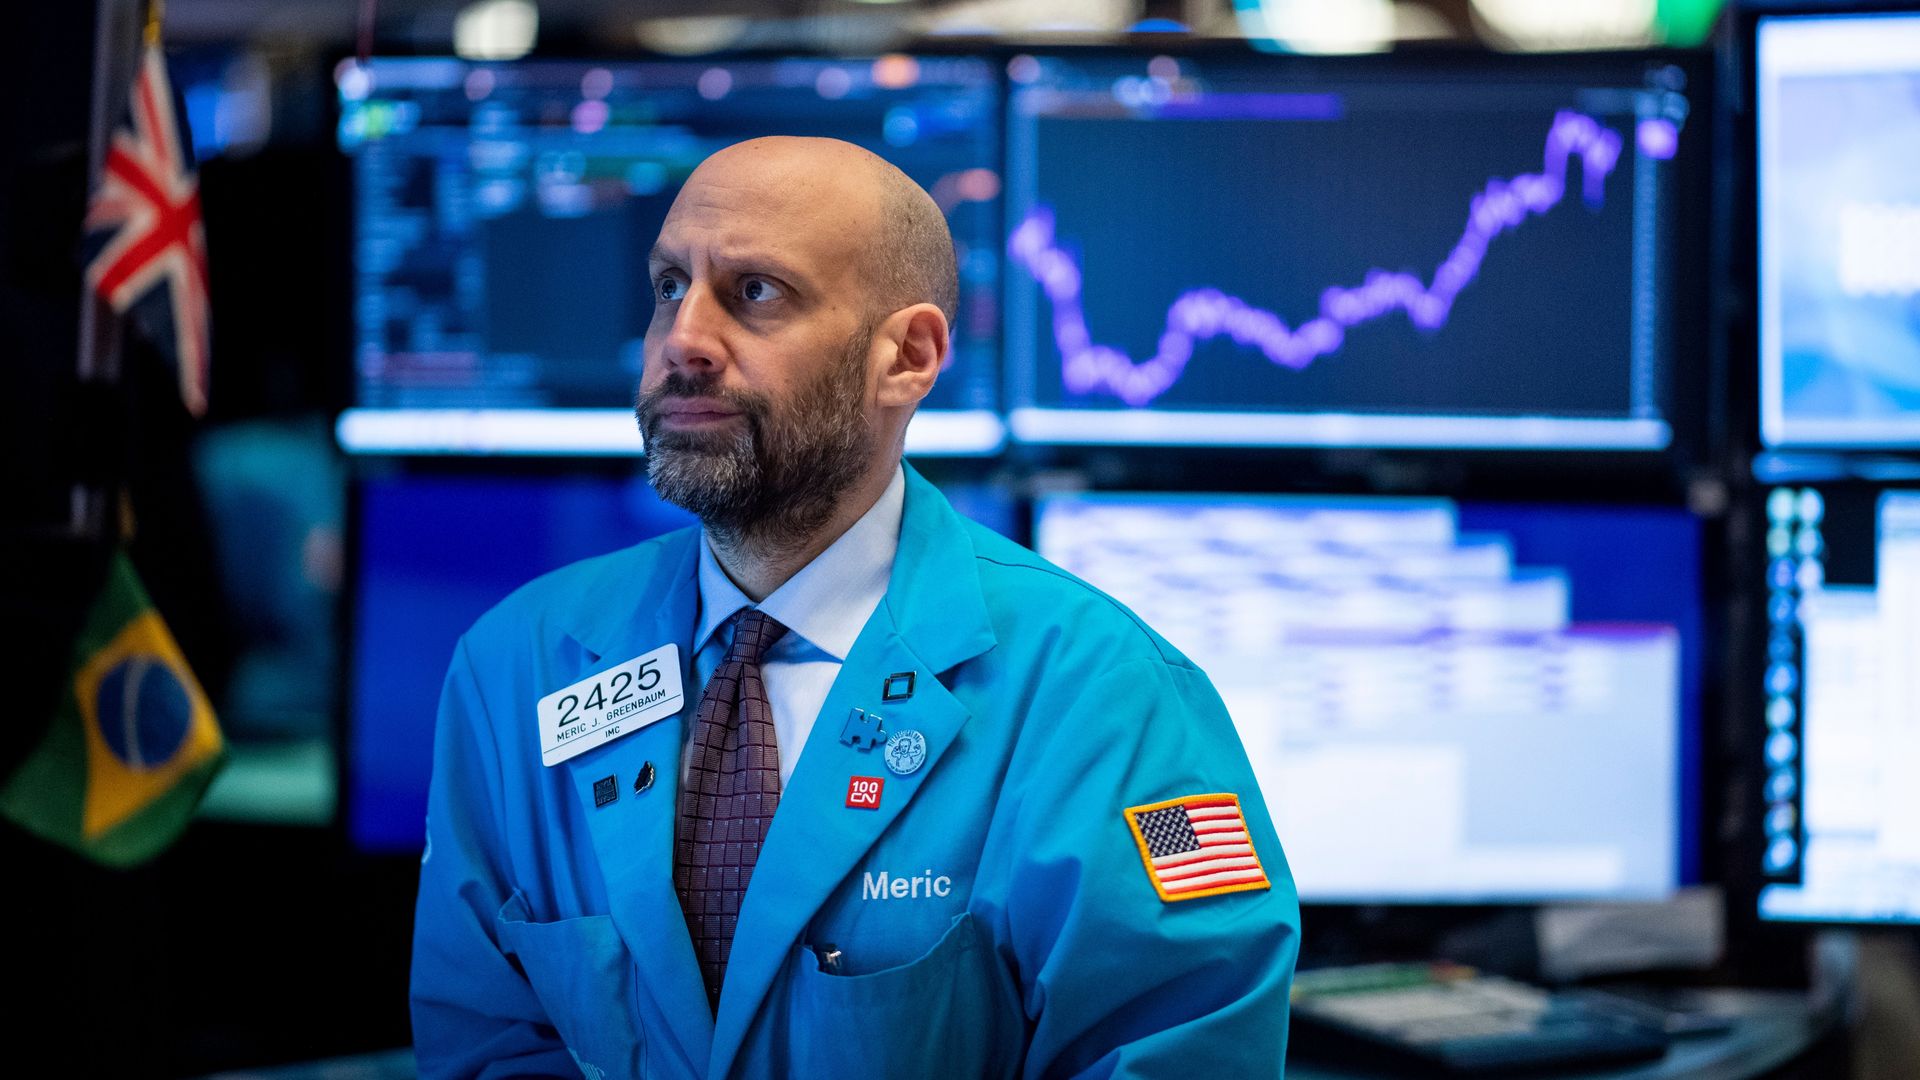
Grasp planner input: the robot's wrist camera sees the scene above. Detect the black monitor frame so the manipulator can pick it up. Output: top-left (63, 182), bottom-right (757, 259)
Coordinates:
top-left (330, 48), bottom-right (1010, 458)
top-left (1724, 2), bottom-right (1920, 958)
top-left (1738, 3), bottom-right (1920, 453)
top-left (993, 42), bottom-right (1719, 467)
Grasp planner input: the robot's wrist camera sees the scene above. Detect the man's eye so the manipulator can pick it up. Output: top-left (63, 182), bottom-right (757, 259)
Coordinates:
top-left (655, 276), bottom-right (685, 302)
top-left (739, 277), bottom-right (784, 303)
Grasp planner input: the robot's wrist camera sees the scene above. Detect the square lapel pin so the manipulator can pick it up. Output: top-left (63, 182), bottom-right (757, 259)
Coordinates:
top-left (882, 671), bottom-right (915, 701)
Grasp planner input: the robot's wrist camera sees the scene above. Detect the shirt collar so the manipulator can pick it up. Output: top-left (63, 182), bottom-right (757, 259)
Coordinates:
top-left (694, 465), bottom-right (906, 662)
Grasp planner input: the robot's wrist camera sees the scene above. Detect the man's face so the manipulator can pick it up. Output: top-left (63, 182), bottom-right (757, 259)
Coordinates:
top-left (636, 148), bottom-right (880, 538)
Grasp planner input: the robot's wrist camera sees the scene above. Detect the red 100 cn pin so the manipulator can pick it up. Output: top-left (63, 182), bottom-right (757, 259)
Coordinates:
top-left (845, 775), bottom-right (884, 810)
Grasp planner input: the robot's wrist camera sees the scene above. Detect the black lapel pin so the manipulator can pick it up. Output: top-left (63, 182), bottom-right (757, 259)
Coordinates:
top-left (593, 775), bottom-right (619, 808)
top-left (634, 761), bottom-right (656, 794)
top-left (882, 671), bottom-right (916, 702)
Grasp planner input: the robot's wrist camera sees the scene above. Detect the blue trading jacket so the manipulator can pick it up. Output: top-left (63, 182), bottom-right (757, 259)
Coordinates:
top-left (411, 465), bottom-right (1300, 1079)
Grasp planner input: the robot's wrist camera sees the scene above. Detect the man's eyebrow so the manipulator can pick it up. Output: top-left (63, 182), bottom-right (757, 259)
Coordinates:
top-left (647, 244), bottom-right (810, 285)
top-left (726, 256), bottom-right (809, 288)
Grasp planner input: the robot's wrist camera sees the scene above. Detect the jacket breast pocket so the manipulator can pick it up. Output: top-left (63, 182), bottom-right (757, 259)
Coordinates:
top-left (783, 912), bottom-right (1024, 1079)
top-left (496, 891), bottom-right (645, 1079)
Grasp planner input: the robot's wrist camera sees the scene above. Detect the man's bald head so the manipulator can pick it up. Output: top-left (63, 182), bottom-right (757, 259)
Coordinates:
top-left (678, 136), bottom-right (958, 326)
top-left (866, 154), bottom-right (959, 326)
top-left (639, 137), bottom-right (957, 552)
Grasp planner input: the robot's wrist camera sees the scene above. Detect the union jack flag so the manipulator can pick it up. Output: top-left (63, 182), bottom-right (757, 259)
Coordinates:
top-left (85, 43), bottom-right (210, 417)
top-left (1125, 792), bottom-right (1271, 902)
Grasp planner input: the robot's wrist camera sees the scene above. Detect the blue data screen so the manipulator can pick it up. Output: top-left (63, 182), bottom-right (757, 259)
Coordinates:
top-left (347, 473), bottom-right (695, 850)
top-left (337, 56), bottom-right (1004, 454)
top-left (1760, 485), bottom-right (1920, 923)
top-left (1758, 15), bottom-right (1920, 447)
top-left (1036, 493), bottom-right (1702, 902)
top-left (1004, 55), bottom-right (1694, 449)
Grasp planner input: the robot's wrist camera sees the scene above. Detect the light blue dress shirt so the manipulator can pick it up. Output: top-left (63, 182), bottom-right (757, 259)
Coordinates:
top-left (688, 465), bottom-right (906, 786)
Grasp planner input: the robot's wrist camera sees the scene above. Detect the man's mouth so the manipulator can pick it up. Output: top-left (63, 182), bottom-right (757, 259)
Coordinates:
top-left (654, 400), bottom-right (744, 428)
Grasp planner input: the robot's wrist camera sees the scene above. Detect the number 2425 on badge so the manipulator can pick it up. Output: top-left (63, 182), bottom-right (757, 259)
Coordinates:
top-left (538, 644), bottom-right (684, 767)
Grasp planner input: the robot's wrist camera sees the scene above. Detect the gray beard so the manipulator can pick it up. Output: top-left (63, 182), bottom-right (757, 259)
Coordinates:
top-left (637, 329), bottom-right (874, 554)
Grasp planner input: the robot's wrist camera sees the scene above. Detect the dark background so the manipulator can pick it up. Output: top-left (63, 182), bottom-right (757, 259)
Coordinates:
top-left (3, 0), bottom-right (1915, 1075)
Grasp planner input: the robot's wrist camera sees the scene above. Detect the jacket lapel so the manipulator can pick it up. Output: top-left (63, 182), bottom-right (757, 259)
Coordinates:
top-left (708, 467), bottom-right (997, 1080)
top-left (556, 531), bottom-right (716, 1075)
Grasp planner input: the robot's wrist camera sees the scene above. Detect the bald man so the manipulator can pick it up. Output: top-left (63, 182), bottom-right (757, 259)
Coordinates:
top-left (410, 138), bottom-right (1301, 1080)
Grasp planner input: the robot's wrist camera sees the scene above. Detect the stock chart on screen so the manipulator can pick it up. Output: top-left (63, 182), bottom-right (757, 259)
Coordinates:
top-left (1758, 15), bottom-right (1920, 448)
top-left (1004, 54), bottom-right (1694, 449)
top-left (336, 56), bottom-right (1003, 455)
top-left (1037, 493), bottom-right (1701, 902)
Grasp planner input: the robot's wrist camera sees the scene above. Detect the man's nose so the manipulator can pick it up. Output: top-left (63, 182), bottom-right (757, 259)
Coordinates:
top-left (658, 284), bottom-right (728, 374)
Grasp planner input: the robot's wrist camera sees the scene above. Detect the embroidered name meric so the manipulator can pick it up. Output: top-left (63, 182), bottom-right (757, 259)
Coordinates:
top-left (862, 869), bottom-right (953, 900)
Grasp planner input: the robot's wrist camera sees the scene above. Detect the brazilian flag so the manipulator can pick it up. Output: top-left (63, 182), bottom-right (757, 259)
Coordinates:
top-left (0, 551), bottom-right (224, 865)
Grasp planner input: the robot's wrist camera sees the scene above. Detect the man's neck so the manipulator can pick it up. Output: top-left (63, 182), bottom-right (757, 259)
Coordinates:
top-left (706, 458), bottom-right (898, 602)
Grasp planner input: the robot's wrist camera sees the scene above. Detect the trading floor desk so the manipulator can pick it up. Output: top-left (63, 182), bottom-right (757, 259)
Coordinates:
top-left (1288, 989), bottom-right (1843, 1080)
top-left (202, 993), bottom-right (1840, 1080)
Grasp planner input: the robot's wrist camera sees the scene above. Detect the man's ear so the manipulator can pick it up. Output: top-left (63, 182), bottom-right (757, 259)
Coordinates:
top-left (874, 303), bottom-right (949, 410)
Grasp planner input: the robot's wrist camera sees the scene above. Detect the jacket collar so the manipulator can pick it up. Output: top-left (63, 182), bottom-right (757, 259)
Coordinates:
top-left (879, 462), bottom-right (998, 671)
top-left (560, 526), bottom-right (702, 666)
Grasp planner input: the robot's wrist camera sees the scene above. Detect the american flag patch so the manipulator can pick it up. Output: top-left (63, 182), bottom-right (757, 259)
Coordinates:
top-left (1124, 793), bottom-right (1270, 902)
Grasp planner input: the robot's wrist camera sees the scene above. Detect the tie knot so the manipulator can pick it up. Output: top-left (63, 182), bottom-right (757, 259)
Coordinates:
top-left (725, 608), bottom-right (788, 665)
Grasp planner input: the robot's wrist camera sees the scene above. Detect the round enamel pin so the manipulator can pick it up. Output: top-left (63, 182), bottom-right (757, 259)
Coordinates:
top-left (883, 729), bottom-right (928, 776)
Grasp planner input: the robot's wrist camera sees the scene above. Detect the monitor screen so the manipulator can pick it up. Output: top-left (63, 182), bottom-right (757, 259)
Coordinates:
top-left (1004, 53), bottom-right (1695, 449)
top-left (347, 471), bottom-right (696, 849)
top-left (346, 469), bottom-right (1018, 852)
top-left (1757, 15), bottom-right (1920, 448)
top-left (335, 56), bottom-right (1005, 455)
top-left (1036, 493), bottom-right (1702, 902)
top-left (1758, 483), bottom-right (1920, 923)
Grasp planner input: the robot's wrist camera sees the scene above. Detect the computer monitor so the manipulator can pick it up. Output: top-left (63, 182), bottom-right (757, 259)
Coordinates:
top-left (1003, 52), bottom-right (1699, 449)
top-left (1757, 13), bottom-right (1920, 448)
top-left (345, 468), bottom-right (1018, 852)
top-left (1758, 481), bottom-right (1920, 923)
top-left (335, 55), bottom-right (1004, 456)
top-left (1035, 492), bottom-right (1702, 902)
top-left (346, 470), bottom-right (695, 849)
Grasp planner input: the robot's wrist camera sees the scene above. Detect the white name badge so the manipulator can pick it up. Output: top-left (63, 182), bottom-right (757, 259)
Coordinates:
top-left (538, 644), bottom-right (684, 767)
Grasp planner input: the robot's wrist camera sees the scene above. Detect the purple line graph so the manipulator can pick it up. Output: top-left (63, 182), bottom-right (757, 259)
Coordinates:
top-left (1008, 110), bottom-right (1631, 408)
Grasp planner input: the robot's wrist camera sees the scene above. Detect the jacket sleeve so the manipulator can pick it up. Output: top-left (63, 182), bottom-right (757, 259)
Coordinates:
top-left (410, 635), bottom-right (579, 1080)
top-left (1002, 655), bottom-right (1302, 1080)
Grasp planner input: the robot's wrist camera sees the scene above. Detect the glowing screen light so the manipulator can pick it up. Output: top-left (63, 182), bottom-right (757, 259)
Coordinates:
top-left (1002, 54), bottom-right (1694, 449)
top-left (1235, 0), bottom-right (1394, 55)
top-left (1758, 14), bottom-right (1920, 447)
top-left (337, 56), bottom-right (1006, 456)
top-left (1010, 111), bottom-right (1623, 408)
top-left (454, 0), bottom-right (538, 62)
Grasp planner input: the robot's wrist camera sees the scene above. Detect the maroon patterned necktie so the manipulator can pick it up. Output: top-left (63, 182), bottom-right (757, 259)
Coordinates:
top-left (675, 607), bottom-right (788, 1011)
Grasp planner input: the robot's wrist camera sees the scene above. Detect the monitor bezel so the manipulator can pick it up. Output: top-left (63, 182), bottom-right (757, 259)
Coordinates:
top-left (1726, 2), bottom-right (1920, 942)
top-left (997, 43), bottom-right (1718, 459)
top-left (330, 49), bottom-right (1011, 458)
top-left (1745, 4), bottom-right (1920, 451)
top-left (1031, 485), bottom-right (1710, 909)
top-left (1734, 469), bottom-right (1920, 931)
